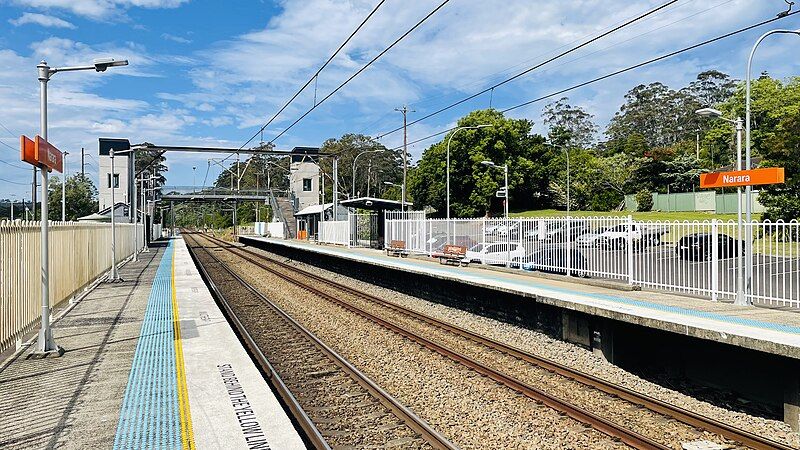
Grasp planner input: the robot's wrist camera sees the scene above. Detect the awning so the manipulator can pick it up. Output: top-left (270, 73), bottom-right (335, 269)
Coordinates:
top-left (339, 197), bottom-right (411, 211)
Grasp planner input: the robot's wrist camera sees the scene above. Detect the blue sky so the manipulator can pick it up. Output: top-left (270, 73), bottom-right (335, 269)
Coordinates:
top-left (0, 0), bottom-right (799, 201)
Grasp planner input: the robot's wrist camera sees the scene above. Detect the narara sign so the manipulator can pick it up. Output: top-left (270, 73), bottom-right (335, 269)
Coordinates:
top-left (20, 135), bottom-right (63, 173)
top-left (700, 167), bottom-right (784, 189)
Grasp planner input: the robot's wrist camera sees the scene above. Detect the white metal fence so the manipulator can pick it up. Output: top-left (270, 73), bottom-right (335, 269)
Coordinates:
top-left (0, 220), bottom-right (142, 355)
top-left (320, 220), bottom-right (349, 246)
top-left (385, 214), bottom-right (800, 308)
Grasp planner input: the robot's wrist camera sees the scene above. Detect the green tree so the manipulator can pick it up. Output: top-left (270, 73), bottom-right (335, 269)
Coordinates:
top-left (542, 97), bottom-right (597, 148)
top-left (319, 134), bottom-right (402, 199)
top-left (47, 174), bottom-right (98, 221)
top-left (409, 109), bottom-right (547, 217)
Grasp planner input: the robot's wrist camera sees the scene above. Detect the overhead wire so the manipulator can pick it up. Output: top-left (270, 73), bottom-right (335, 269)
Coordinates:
top-left (385, 10), bottom-right (800, 151)
top-left (266, 0), bottom-right (452, 145)
top-left (240, 0), bottom-right (389, 150)
top-left (374, 0), bottom-right (681, 140)
top-left (0, 177), bottom-right (29, 186)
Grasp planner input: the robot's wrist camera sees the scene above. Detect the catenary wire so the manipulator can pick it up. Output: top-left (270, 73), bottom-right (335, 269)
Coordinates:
top-left (267, 0), bottom-right (452, 145)
top-left (374, 0), bottom-right (681, 140)
top-left (240, 0), bottom-right (389, 150)
top-left (386, 10), bottom-right (800, 151)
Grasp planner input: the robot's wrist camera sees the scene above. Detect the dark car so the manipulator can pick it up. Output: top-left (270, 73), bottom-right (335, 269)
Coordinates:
top-left (543, 221), bottom-right (591, 243)
top-left (512, 247), bottom-right (589, 277)
top-left (676, 233), bottom-right (741, 261)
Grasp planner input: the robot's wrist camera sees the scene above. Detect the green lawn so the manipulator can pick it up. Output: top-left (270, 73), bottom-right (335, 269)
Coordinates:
top-left (510, 209), bottom-right (749, 222)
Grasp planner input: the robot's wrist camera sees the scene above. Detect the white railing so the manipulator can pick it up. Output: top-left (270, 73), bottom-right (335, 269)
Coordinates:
top-left (385, 215), bottom-right (800, 308)
top-left (320, 220), bottom-right (349, 246)
top-left (0, 220), bottom-right (143, 354)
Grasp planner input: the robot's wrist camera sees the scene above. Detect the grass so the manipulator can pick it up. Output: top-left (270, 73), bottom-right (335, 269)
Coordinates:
top-left (510, 209), bottom-right (748, 222)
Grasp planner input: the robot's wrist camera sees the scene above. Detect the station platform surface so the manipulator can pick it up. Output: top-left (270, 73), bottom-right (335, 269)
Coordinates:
top-left (243, 236), bottom-right (800, 360)
top-left (0, 237), bottom-right (305, 450)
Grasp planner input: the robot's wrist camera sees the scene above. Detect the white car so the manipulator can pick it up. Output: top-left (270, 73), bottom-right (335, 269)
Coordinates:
top-left (576, 227), bottom-right (608, 247)
top-left (465, 243), bottom-right (526, 265)
top-left (596, 223), bottom-right (667, 249)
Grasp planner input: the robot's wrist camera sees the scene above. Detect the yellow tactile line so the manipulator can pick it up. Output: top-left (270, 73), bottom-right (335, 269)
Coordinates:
top-left (171, 246), bottom-right (196, 449)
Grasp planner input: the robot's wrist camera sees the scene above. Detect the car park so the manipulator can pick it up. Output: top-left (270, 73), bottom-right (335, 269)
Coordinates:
top-left (676, 232), bottom-right (741, 261)
top-left (465, 242), bottom-right (526, 265)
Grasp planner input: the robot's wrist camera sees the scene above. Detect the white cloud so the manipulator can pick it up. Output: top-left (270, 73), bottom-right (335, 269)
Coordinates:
top-left (161, 33), bottom-right (192, 44)
top-left (9, 12), bottom-right (75, 28)
top-left (11, 0), bottom-right (189, 19)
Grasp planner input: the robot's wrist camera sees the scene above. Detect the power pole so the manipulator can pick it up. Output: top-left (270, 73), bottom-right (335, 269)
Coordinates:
top-left (394, 105), bottom-right (414, 212)
top-left (81, 147), bottom-right (85, 177)
top-left (32, 167), bottom-right (36, 220)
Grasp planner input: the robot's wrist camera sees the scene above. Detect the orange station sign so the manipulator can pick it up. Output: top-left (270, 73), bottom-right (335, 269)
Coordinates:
top-left (700, 167), bottom-right (784, 189)
top-left (20, 135), bottom-right (63, 173)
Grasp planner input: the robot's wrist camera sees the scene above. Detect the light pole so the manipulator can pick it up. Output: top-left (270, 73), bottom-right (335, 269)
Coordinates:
top-left (10, 194), bottom-right (16, 221)
top-left (446, 124), bottom-right (492, 220)
top-left (35, 57), bottom-right (128, 355)
top-left (61, 151), bottom-right (68, 221)
top-left (352, 149), bottom-right (385, 198)
top-left (745, 28), bottom-right (800, 297)
top-left (383, 181), bottom-right (405, 211)
top-left (192, 166), bottom-right (196, 192)
top-left (481, 159), bottom-right (510, 267)
top-left (696, 107), bottom-right (746, 305)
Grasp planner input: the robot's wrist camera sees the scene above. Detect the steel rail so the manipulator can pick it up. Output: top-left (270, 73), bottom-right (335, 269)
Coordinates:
top-left (219, 233), bottom-right (793, 450)
top-left (183, 232), bottom-right (459, 450)
top-left (201, 234), bottom-right (669, 450)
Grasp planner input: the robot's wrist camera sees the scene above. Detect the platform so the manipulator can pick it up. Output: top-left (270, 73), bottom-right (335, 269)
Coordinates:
top-left (0, 238), bottom-right (305, 450)
top-left (242, 237), bottom-right (800, 360)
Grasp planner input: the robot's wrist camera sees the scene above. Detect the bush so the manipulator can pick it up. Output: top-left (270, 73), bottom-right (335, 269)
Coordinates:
top-left (635, 189), bottom-right (653, 212)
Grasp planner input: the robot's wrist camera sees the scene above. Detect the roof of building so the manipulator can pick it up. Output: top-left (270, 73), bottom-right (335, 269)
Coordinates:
top-left (78, 202), bottom-right (140, 222)
top-left (339, 197), bottom-right (411, 211)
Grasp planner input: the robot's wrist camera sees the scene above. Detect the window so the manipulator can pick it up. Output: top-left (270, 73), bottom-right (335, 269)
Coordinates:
top-left (302, 178), bottom-right (312, 192)
top-left (107, 173), bottom-right (120, 188)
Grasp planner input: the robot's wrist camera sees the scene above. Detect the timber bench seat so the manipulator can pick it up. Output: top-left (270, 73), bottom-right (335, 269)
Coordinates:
top-left (386, 240), bottom-right (408, 257)
top-left (433, 244), bottom-right (469, 266)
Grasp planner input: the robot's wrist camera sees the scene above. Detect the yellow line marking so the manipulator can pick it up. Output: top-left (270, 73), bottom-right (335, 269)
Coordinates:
top-left (172, 245), bottom-right (196, 449)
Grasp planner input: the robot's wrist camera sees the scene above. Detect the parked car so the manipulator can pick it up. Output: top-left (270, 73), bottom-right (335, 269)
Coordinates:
top-left (575, 227), bottom-right (608, 247)
top-left (485, 222), bottom-right (521, 239)
top-left (596, 223), bottom-right (668, 250)
top-left (521, 220), bottom-right (564, 241)
top-left (676, 233), bottom-right (741, 261)
top-left (465, 242), bottom-right (526, 265)
top-left (513, 248), bottom-right (589, 277)
top-left (542, 221), bottom-right (591, 243)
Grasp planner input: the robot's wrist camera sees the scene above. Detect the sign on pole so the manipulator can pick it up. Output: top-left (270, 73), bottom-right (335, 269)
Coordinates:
top-left (20, 135), bottom-right (63, 173)
top-left (700, 167), bottom-right (784, 188)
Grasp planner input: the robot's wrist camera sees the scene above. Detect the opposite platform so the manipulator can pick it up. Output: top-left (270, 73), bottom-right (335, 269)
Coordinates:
top-left (0, 238), bottom-right (304, 450)
top-left (242, 236), bottom-right (800, 360)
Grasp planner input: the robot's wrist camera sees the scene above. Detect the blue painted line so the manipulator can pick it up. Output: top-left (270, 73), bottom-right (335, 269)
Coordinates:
top-left (114, 241), bottom-right (183, 449)
top-left (270, 239), bottom-right (800, 336)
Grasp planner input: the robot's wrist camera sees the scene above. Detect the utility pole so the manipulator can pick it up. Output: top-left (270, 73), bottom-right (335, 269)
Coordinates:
top-left (81, 147), bottom-right (85, 177)
top-left (61, 151), bottom-right (68, 221)
top-left (395, 105), bottom-right (414, 212)
top-left (32, 167), bottom-right (37, 220)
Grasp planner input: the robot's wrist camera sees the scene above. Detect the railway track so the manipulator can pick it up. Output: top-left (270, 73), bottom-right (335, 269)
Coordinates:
top-left (192, 231), bottom-right (794, 450)
top-left (183, 232), bottom-right (458, 450)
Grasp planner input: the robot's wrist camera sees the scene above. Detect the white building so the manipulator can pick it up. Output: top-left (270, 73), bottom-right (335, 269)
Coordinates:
top-left (98, 138), bottom-right (134, 212)
top-left (289, 147), bottom-right (320, 211)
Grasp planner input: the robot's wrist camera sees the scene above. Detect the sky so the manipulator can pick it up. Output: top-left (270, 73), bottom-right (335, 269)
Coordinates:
top-left (0, 0), bottom-right (799, 201)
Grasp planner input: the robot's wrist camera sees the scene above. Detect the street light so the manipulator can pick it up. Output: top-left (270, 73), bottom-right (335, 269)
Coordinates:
top-left (34, 57), bottom-right (128, 355)
top-left (744, 28), bottom-right (800, 298)
top-left (192, 166), bottom-right (196, 192)
top-left (383, 181), bottom-right (405, 212)
top-left (352, 149), bottom-right (385, 198)
top-left (446, 125), bottom-right (492, 220)
top-left (482, 159), bottom-right (510, 267)
top-left (480, 160), bottom-right (509, 218)
top-left (61, 151), bottom-right (68, 221)
top-left (696, 107), bottom-right (746, 306)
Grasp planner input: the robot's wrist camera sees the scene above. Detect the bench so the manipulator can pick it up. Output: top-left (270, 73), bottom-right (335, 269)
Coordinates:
top-left (385, 240), bottom-right (408, 258)
top-left (433, 244), bottom-right (469, 266)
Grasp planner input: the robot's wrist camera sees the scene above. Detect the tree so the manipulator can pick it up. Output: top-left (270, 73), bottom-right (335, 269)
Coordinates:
top-left (685, 70), bottom-right (736, 108)
top-left (47, 174), bottom-right (98, 221)
top-left (542, 97), bottom-right (597, 148)
top-left (409, 109), bottom-right (547, 217)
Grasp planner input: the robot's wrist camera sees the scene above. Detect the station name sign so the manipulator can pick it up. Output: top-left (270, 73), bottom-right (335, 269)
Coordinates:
top-left (700, 167), bottom-right (784, 188)
top-left (20, 135), bottom-right (63, 173)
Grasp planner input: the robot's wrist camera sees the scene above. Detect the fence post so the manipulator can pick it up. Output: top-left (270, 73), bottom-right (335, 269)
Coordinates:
top-left (711, 219), bottom-right (719, 301)
top-left (566, 215), bottom-right (572, 277)
top-left (627, 215), bottom-right (634, 285)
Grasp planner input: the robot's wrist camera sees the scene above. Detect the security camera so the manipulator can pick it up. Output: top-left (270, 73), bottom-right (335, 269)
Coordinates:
top-left (93, 58), bottom-right (129, 72)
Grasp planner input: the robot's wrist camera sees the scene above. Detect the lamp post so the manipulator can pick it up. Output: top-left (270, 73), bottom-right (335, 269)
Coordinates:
top-left (10, 194), bottom-right (16, 221)
top-left (35, 57), bottom-right (127, 355)
top-left (744, 28), bottom-right (800, 298)
top-left (481, 159), bottom-right (510, 267)
top-left (696, 107), bottom-right (746, 305)
top-left (446, 125), bottom-right (492, 220)
top-left (192, 166), bottom-right (196, 192)
top-left (352, 149), bottom-right (385, 198)
top-left (383, 181), bottom-right (405, 212)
